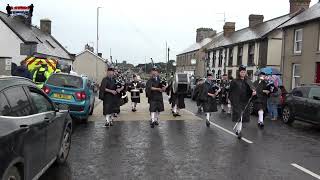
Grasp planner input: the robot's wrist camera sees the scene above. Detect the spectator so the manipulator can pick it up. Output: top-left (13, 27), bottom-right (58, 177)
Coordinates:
top-left (267, 79), bottom-right (281, 121)
top-left (13, 61), bottom-right (32, 79)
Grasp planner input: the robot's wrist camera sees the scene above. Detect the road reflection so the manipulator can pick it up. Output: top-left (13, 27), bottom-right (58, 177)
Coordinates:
top-left (39, 161), bottom-right (72, 180)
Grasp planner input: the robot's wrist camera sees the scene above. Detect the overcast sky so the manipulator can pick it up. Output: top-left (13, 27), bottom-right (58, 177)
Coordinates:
top-left (2, 0), bottom-right (318, 65)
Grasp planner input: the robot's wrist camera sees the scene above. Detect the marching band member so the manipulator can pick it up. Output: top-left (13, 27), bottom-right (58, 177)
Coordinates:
top-left (253, 72), bottom-right (269, 128)
top-left (128, 74), bottom-right (143, 112)
top-left (168, 73), bottom-right (186, 117)
top-left (219, 74), bottom-right (231, 114)
top-left (198, 72), bottom-right (220, 127)
top-left (99, 66), bottom-right (122, 127)
top-left (146, 66), bottom-right (166, 128)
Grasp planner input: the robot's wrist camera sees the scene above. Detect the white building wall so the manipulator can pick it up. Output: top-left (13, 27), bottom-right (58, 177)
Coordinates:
top-left (74, 51), bottom-right (107, 84)
top-left (0, 20), bottom-right (27, 65)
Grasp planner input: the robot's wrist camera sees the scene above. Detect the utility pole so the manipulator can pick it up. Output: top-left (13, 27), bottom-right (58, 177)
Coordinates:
top-left (167, 47), bottom-right (170, 77)
top-left (96, 7), bottom-right (102, 82)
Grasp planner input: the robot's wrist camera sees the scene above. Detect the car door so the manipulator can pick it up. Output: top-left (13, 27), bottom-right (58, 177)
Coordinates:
top-left (26, 87), bottom-right (66, 164)
top-left (291, 87), bottom-right (310, 119)
top-left (305, 87), bottom-right (320, 122)
top-left (2, 86), bottom-right (46, 180)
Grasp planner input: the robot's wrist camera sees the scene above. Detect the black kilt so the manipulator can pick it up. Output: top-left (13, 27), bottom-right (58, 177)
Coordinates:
top-left (149, 100), bottom-right (164, 112)
top-left (171, 93), bottom-right (185, 109)
top-left (103, 96), bottom-right (120, 115)
top-left (203, 97), bottom-right (218, 113)
top-left (231, 101), bottom-right (251, 123)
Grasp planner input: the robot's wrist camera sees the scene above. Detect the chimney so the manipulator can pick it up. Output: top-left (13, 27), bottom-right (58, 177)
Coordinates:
top-left (249, 15), bottom-right (264, 27)
top-left (223, 22), bottom-right (235, 37)
top-left (290, 0), bottom-right (311, 14)
top-left (40, 19), bottom-right (51, 34)
top-left (196, 28), bottom-right (217, 43)
top-left (98, 53), bottom-right (102, 57)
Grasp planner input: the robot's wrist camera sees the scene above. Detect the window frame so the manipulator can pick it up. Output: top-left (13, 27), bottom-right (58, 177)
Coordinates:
top-left (248, 43), bottom-right (255, 66)
top-left (212, 50), bottom-right (216, 68)
top-left (2, 86), bottom-right (35, 117)
top-left (237, 45), bottom-right (243, 65)
top-left (218, 49), bottom-right (223, 67)
top-left (294, 29), bottom-right (303, 54)
top-left (292, 64), bottom-right (301, 89)
top-left (26, 86), bottom-right (55, 114)
top-left (228, 47), bottom-right (233, 67)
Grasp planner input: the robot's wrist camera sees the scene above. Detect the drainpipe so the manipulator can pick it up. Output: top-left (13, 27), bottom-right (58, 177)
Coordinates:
top-left (280, 29), bottom-right (286, 87)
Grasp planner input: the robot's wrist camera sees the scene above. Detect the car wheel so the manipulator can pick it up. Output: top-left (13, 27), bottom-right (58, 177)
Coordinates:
top-left (89, 104), bottom-right (94, 115)
top-left (2, 166), bottom-right (21, 180)
top-left (56, 126), bottom-right (71, 165)
top-left (282, 106), bottom-right (295, 124)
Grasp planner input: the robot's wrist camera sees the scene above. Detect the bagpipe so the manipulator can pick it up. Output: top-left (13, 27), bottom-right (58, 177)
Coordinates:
top-left (115, 75), bottom-right (128, 106)
top-left (172, 73), bottom-right (191, 95)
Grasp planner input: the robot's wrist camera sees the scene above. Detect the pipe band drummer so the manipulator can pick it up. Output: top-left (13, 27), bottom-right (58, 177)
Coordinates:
top-left (128, 74), bottom-right (143, 112)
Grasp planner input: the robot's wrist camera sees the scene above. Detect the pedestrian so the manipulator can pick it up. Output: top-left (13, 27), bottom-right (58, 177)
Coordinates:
top-left (219, 74), bottom-right (231, 114)
top-left (198, 72), bottom-right (220, 127)
top-left (229, 65), bottom-right (256, 134)
top-left (128, 74), bottom-right (143, 112)
top-left (6, 4), bottom-right (11, 16)
top-left (146, 66), bottom-right (167, 128)
top-left (99, 66), bottom-right (122, 127)
top-left (13, 61), bottom-right (32, 80)
top-left (253, 72), bottom-right (269, 128)
top-left (267, 79), bottom-right (281, 121)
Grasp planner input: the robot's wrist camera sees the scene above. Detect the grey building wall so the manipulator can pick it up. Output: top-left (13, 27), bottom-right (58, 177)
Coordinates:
top-left (282, 21), bottom-right (320, 89)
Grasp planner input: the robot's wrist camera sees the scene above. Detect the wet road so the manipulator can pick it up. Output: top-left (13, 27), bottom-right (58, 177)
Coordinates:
top-left (41, 97), bottom-right (320, 180)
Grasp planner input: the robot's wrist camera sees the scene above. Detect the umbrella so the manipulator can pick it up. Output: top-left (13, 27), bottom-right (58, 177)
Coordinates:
top-left (260, 67), bottom-right (282, 75)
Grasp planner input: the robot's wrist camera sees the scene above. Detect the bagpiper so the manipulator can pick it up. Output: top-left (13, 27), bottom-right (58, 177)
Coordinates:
top-left (253, 71), bottom-right (269, 129)
top-left (99, 66), bottom-right (123, 127)
top-left (146, 66), bottom-right (167, 128)
top-left (219, 74), bottom-right (231, 114)
top-left (198, 72), bottom-right (221, 127)
top-left (128, 74), bottom-right (143, 112)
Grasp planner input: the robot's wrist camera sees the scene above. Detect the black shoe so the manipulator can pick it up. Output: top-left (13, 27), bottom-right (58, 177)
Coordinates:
top-left (154, 121), bottom-right (159, 126)
top-left (132, 109), bottom-right (137, 112)
top-left (221, 109), bottom-right (226, 113)
top-left (237, 131), bottom-right (242, 139)
top-left (206, 120), bottom-right (210, 127)
top-left (150, 121), bottom-right (155, 128)
top-left (176, 113), bottom-right (181, 117)
top-left (150, 120), bottom-right (153, 125)
top-left (258, 122), bottom-right (264, 129)
top-left (173, 113), bottom-right (178, 117)
top-left (110, 121), bottom-right (114, 126)
top-left (105, 122), bottom-right (110, 127)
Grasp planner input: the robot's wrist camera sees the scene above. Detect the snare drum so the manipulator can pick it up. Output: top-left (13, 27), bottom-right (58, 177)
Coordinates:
top-left (131, 89), bottom-right (140, 99)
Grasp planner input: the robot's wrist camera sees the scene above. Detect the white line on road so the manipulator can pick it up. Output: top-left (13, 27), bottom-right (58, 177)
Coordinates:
top-left (182, 109), bottom-right (253, 144)
top-left (291, 163), bottom-right (320, 179)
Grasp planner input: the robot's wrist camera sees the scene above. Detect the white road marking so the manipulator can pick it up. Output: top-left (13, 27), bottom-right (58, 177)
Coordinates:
top-left (291, 163), bottom-right (320, 179)
top-left (182, 109), bottom-right (253, 144)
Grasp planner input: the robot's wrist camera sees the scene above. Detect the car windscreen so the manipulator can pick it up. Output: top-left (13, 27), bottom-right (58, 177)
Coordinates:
top-left (46, 74), bottom-right (83, 89)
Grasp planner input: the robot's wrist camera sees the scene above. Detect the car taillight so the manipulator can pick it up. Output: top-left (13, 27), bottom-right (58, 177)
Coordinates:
top-left (42, 86), bottom-right (51, 94)
top-left (75, 91), bottom-right (86, 100)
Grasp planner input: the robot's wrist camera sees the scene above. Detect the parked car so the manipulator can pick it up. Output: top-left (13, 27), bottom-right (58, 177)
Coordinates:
top-left (43, 73), bottom-right (95, 123)
top-left (0, 76), bottom-right (72, 180)
top-left (282, 84), bottom-right (320, 124)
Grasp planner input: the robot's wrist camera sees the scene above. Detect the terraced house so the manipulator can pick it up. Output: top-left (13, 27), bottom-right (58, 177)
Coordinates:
top-left (280, 1), bottom-right (320, 89)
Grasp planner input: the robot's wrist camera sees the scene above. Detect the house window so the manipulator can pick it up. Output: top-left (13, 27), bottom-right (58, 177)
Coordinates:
top-left (316, 63), bottom-right (320, 83)
top-left (248, 43), bottom-right (255, 66)
top-left (212, 51), bottom-right (216, 68)
top-left (206, 52), bottom-right (211, 68)
top-left (247, 70), bottom-right (254, 80)
top-left (218, 50), bottom-right (223, 67)
top-left (237, 46), bottom-right (243, 65)
top-left (217, 70), bottom-right (221, 79)
top-left (292, 64), bottom-right (301, 89)
top-left (294, 29), bottom-right (303, 54)
top-left (228, 70), bottom-right (232, 78)
top-left (318, 24), bottom-right (320, 51)
top-left (228, 47), bottom-right (233, 67)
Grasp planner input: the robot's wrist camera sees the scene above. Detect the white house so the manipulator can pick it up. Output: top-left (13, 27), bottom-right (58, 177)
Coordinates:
top-left (73, 49), bottom-right (108, 84)
top-left (0, 11), bottom-right (73, 75)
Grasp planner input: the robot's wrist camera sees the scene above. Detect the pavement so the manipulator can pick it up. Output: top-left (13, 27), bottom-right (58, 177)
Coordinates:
top-left (40, 93), bottom-right (320, 180)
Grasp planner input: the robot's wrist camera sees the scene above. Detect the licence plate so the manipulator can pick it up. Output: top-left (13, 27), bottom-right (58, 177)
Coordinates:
top-left (53, 93), bottom-right (72, 100)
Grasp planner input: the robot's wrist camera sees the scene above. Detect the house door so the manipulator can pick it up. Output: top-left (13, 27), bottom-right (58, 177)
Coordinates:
top-left (316, 63), bottom-right (320, 83)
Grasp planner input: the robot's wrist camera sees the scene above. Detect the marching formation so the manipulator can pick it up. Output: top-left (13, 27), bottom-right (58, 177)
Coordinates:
top-left (98, 64), bottom-right (282, 139)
